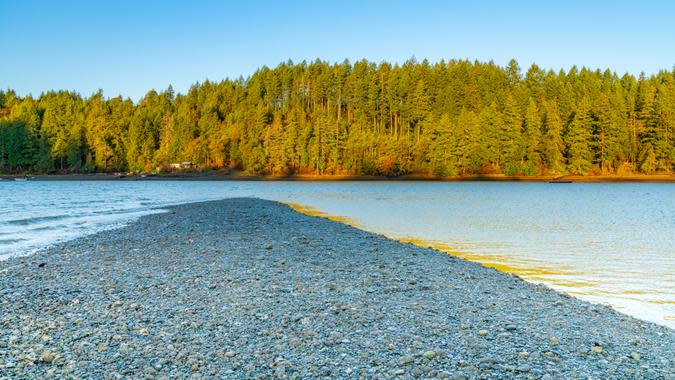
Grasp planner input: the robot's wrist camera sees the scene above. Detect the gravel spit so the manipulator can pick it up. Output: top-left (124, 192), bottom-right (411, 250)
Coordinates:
top-left (0, 198), bottom-right (673, 379)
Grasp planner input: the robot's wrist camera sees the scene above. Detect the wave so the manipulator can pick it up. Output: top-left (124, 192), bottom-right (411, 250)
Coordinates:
top-left (4, 214), bottom-right (68, 226)
top-left (0, 238), bottom-right (27, 244)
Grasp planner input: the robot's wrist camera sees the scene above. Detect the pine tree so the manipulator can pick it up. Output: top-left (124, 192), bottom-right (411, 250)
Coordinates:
top-left (566, 98), bottom-right (594, 174)
top-left (501, 95), bottom-right (522, 173)
top-left (543, 101), bottom-right (565, 173)
top-left (480, 102), bottom-right (503, 170)
top-left (523, 98), bottom-right (542, 166)
top-left (427, 113), bottom-right (456, 176)
top-left (640, 87), bottom-right (673, 172)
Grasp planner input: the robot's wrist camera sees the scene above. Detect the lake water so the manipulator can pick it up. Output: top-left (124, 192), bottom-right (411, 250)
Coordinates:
top-left (0, 180), bottom-right (673, 328)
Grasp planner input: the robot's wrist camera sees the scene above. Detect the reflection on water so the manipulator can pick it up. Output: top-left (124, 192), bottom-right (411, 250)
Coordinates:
top-left (0, 180), bottom-right (673, 328)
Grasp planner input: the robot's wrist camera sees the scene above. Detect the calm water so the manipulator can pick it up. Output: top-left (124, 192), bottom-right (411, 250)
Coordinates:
top-left (0, 180), bottom-right (673, 328)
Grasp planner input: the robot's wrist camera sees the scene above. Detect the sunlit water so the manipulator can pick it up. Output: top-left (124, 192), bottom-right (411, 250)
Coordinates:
top-left (0, 180), bottom-right (673, 328)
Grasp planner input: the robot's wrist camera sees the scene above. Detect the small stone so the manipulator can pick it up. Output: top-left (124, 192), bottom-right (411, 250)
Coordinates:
top-left (138, 328), bottom-right (149, 336)
top-left (118, 343), bottom-right (130, 353)
top-left (423, 350), bottom-right (436, 359)
top-left (39, 352), bottom-right (55, 363)
top-left (549, 336), bottom-right (560, 346)
top-left (394, 369), bottom-right (405, 375)
top-left (399, 356), bottom-right (414, 365)
top-left (630, 352), bottom-right (640, 361)
top-left (266, 244), bottom-right (273, 250)
top-left (225, 351), bottom-right (237, 358)
top-left (591, 346), bottom-right (603, 354)
top-left (505, 324), bottom-right (517, 331)
top-left (478, 330), bottom-right (489, 337)
top-left (518, 351), bottom-right (529, 359)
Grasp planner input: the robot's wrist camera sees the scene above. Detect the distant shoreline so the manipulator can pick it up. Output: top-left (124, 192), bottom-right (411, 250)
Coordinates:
top-left (1, 172), bottom-right (674, 183)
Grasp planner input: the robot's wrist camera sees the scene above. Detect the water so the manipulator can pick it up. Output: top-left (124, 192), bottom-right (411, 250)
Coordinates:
top-left (0, 180), bottom-right (673, 328)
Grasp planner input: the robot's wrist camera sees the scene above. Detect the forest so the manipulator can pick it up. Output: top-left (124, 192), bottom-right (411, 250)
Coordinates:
top-left (0, 59), bottom-right (673, 176)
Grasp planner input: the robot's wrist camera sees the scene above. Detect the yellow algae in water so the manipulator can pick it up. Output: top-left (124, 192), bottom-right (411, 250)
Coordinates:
top-left (398, 236), bottom-right (570, 281)
top-left (285, 202), bottom-right (361, 228)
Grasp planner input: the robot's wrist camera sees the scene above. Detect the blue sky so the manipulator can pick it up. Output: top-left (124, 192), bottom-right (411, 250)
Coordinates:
top-left (1, 0), bottom-right (674, 100)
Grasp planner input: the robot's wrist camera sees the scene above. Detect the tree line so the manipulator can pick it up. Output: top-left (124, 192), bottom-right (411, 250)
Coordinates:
top-left (0, 59), bottom-right (673, 176)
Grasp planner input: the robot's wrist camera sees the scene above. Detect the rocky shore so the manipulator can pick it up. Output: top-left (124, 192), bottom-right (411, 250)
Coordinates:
top-left (0, 198), bottom-right (673, 379)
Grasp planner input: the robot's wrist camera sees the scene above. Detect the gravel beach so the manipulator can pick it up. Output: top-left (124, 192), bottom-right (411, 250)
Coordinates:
top-left (1, 198), bottom-right (673, 379)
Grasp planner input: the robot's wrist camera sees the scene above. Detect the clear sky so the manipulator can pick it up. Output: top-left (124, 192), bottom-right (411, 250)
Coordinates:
top-left (1, 0), bottom-right (674, 100)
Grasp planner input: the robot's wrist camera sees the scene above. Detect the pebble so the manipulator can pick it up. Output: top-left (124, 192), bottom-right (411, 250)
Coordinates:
top-left (423, 350), bottom-right (436, 359)
top-left (399, 356), bottom-right (414, 365)
top-left (38, 352), bottom-right (55, 363)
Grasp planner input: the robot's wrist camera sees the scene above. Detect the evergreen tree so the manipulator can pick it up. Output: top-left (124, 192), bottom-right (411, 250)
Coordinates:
top-left (543, 101), bottom-right (565, 173)
top-left (523, 98), bottom-right (542, 166)
top-left (566, 98), bottom-right (594, 174)
top-left (500, 95), bottom-right (522, 173)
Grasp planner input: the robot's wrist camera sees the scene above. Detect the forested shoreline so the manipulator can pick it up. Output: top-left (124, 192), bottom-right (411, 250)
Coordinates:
top-left (1, 59), bottom-right (673, 176)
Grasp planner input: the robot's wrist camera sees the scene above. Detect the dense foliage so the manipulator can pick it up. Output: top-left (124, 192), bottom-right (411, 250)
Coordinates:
top-left (1, 59), bottom-right (673, 176)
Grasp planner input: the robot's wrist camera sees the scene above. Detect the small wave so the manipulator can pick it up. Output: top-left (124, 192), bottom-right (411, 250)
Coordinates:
top-left (92, 207), bottom-right (149, 216)
top-left (0, 238), bottom-right (27, 244)
top-left (4, 214), bottom-right (68, 226)
top-left (29, 225), bottom-right (59, 232)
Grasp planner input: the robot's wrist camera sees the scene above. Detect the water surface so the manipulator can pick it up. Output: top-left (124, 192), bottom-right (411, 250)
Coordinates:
top-left (0, 180), bottom-right (673, 327)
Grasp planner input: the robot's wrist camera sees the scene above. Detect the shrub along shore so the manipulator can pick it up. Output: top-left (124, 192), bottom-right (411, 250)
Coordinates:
top-left (0, 198), bottom-right (673, 378)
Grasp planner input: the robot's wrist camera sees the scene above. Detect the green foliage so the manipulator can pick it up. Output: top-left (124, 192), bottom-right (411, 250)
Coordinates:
top-left (543, 101), bottom-right (565, 173)
top-left (523, 98), bottom-right (542, 165)
top-left (565, 98), bottom-right (594, 175)
top-left (0, 59), bottom-right (673, 175)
